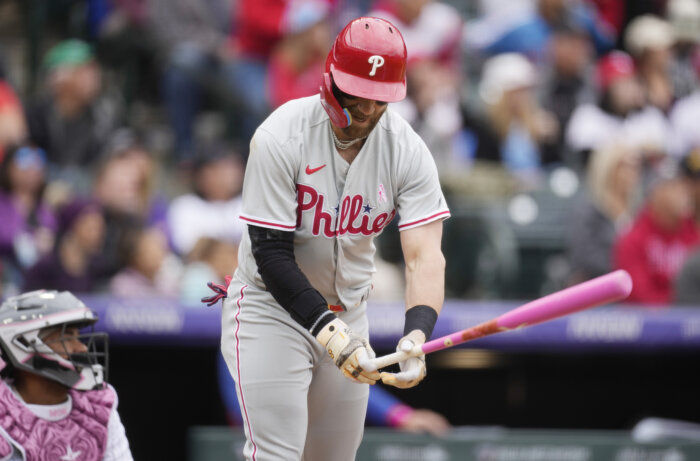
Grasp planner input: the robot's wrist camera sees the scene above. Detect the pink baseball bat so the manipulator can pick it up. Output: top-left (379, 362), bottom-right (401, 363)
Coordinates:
top-left (370, 269), bottom-right (633, 370)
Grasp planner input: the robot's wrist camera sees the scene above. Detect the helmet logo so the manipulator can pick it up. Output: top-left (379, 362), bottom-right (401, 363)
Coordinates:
top-left (368, 55), bottom-right (385, 77)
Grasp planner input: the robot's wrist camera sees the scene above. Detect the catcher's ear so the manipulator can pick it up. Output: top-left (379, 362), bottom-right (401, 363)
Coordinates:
top-left (320, 73), bottom-right (351, 128)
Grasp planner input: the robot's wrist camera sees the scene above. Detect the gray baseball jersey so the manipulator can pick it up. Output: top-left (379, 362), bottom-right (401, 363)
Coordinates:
top-left (221, 94), bottom-right (449, 461)
top-left (236, 94), bottom-right (450, 310)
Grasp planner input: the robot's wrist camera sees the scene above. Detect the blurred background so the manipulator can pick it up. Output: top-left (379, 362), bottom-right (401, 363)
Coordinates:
top-left (2, 0), bottom-right (700, 459)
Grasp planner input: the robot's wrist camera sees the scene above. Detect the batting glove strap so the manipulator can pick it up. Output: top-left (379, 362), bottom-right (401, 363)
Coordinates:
top-left (201, 275), bottom-right (233, 306)
top-left (315, 318), bottom-right (352, 363)
top-left (316, 318), bottom-right (381, 384)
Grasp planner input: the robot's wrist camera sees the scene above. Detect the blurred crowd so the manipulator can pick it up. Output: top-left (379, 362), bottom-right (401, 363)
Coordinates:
top-left (1, 0), bottom-right (700, 306)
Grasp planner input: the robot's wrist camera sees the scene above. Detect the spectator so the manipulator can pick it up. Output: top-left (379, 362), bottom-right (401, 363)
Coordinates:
top-left (370, 0), bottom-right (463, 69)
top-left (25, 40), bottom-right (122, 179)
top-left (587, 0), bottom-right (626, 37)
top-left (110, 225), bottom-right (183, 297)
top-left (370, 0), bottom-right (464, 166)
top-left (666, 0), bottom-right (700, 99)
top-left (624, 14), bottom-right (676, 112)
top-left (614, 159), bottom-right (700, 305)
top-left (0, 81), bottom-right (27, 159)
top-left (267, 2), bottom-right (332, 108)
top-left (149, 0), bottom-right (232, 161)
top-left (95, 129), bottom-right (167, 228)
top-left (538, 17), bottom-right (596, 161)
top-left (227, 0), bottom-right (337, 143)
top-left (167, 144), bottom-right (245, 256)
top-left (674, 247), bottom-right (700, 304)
top-left (669, 89), bottom-right (700, 158)
top-left (0, 290), bottom-right (133, 460)
top-left (180, 237), bottom-right (238, 305)
top-left (566, 142), bottom-right (640, 284)
top-left (90, 0), bottom-right (159, 107)
top-left (466, 0), bottom-right (615, 62)
top-left (566, 51), bottom-right (673, 166)
top-left (680, 147), bottom-right (700, 228)
top-left (23, 198), bottom-right (106, 293)
top-left (229, 0), bottom-right (289, 91)
top-left (463, 0), bottom-right (536, 57)
top-left (478, 53), bottom-right (560, 181)
top-left (0, 146), bottom-right (57, 292)
top-left (93, 129), bottom-right (169, 277)
top-left (395, 60), bottom-right (464, 172)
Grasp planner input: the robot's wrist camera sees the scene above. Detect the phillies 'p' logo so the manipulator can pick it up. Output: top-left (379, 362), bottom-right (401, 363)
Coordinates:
top-left (368, 55), bottom-right (385, 76)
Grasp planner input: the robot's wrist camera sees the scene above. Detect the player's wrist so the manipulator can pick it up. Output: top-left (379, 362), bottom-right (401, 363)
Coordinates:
top-left (404, 305), bottom-right (438, 340)
top-left (309, 311), bottom-right (335, 337)
top-left (315, 317), bottom-right (347, 346)
top-left (287, 287), bottom-right (332, 332)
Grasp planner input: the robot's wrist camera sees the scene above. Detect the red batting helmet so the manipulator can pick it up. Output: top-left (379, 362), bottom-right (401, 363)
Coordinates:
top-left (320, 17), bottom-right (407, 128)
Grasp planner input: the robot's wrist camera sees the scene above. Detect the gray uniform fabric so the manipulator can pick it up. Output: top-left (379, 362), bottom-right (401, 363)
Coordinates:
top-left (236, 95), bottom-right (449, 309)
top-left (222, 281), bottom-right (369, 461)
top-left (221, 94), bottom-right (449, 460)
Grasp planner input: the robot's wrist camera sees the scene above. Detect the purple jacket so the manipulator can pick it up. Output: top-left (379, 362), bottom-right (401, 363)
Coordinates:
top-left (0, 192), bottom-right (57, 263)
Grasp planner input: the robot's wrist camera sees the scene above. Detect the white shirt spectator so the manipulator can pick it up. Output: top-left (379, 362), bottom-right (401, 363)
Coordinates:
top-left (370, 1), bottom-right (463, 66)
top-left (168, 193), bottom-right (244, 256)
top-left (566, 103), bottom-right (674, 154)
top-left (670, 91), bottom-right (700, 157)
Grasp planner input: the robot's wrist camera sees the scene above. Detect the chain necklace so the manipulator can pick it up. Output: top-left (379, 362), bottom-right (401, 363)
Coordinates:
top-left (330, 124), bottom-right (367, 150)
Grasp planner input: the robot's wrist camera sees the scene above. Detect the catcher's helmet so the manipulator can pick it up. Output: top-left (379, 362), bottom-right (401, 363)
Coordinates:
top-left (320, 17), bottom-right (407, 127)
top-left (0, 290), bottom-right (107, 390)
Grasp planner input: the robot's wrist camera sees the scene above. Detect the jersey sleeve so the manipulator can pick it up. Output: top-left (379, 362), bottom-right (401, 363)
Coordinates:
top-left (395, 138), bottom-right (450, 231)
top-left (239, 128), bottom-right (299, 231)
top-left (102, 387), bottom-right (133, 461)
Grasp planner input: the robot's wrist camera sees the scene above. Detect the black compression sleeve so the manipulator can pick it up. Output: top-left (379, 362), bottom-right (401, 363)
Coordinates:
top-left (248, 225), bottom-right (333, 334)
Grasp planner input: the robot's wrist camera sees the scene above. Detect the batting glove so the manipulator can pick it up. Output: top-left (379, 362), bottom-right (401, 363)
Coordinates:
top-left (380, 329), bottom-right (426, 389)
top-left (201, 275), bottom-right (233, 306)
top-left (315, 318), bottom-right (381, 384)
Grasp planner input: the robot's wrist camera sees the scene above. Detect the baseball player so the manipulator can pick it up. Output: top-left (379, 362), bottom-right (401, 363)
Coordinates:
top-left (221, 17), bottom-right (450, 461)
top-left (0, 290), bottom-right (133, 461)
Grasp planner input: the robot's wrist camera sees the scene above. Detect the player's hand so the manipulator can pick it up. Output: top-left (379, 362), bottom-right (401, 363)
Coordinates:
top-left (315, 318), bottom-right (381, 384)
top-left (398, 409), bottom-right (451, 437)
top-left (380, 330), bottom-right (426, 389)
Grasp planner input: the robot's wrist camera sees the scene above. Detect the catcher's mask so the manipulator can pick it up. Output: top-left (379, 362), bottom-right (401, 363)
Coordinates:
top-left (0, 290), bottom-right (108, 390)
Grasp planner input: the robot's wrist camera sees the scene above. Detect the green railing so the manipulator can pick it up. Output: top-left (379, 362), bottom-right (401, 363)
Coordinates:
top-left (188, 426), bottom-right (700, 461)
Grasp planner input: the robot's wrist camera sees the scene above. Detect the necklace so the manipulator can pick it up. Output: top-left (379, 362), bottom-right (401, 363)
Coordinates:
top-left (330, 125), bottom-right (367, 150)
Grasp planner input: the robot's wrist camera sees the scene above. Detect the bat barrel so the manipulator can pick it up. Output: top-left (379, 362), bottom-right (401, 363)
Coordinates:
top-left (369, 270), bottom-right (633, 370)
top-left (497, 269), bottom-right (632, 330)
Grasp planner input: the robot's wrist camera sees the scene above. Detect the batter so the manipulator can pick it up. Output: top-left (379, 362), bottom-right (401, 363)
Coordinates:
top-left (221, 17), bottom-right (449, 461)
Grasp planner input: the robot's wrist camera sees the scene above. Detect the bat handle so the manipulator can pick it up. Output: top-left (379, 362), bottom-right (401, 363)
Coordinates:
top-left (368, 344), bottom-right (424, 371)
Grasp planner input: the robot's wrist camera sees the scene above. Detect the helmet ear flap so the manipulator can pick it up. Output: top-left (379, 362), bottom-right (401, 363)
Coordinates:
top-left (320, 72), bottom-right (352, 128)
